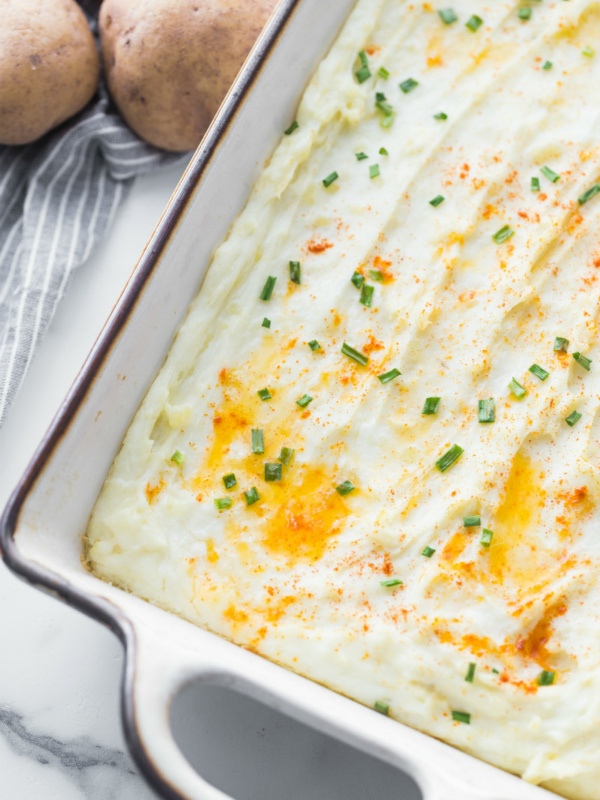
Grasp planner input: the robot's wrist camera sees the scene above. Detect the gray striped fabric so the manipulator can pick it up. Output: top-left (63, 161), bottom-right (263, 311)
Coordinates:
top-left (0, 2), bottom-right (186, 426)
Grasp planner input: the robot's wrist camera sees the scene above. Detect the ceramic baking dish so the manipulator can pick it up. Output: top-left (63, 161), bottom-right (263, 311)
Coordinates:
top-left (0, 2), bottom-right (564, 799)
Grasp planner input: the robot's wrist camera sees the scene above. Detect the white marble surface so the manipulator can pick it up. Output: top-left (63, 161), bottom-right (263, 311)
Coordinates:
top-left (0, 163), bottom-right (423, 800)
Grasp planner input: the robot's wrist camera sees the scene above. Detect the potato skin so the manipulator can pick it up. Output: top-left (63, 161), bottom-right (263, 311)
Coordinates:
top-left (0, 0), bottom-right (99, 146)
top-left (99, 0), bottom-right (278, 152)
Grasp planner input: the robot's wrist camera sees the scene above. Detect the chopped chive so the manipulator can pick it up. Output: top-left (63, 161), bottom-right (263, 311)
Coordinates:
top-left (464, 515), bottom-right (481, 527)
top-left (257, 387), bottom-right (272, 401)
top-left (380, 578), bottom-right (403, 587)
top-left (452, 710), bottom-right (471, 724)
top-left (480, 528), bottom-right (494, 547)
top-left (251, 428), bottom-right (264, 454)
top-left (308, 339), bottom-right (321, 351)
top-left (582, 46), bottom-right (595, 57)
top-left (370, 163), bottom-right (380, 179)
top-left (223, 473), bottom-right (237, 489)
top-left (260, 276), bottom-right (277, 301)
top-left (573, 352), bottom-right (592, 371)
top-left (262, 317), bottom-right (271, 329)
top-left (355, 50), bottom-right (371, 83)
top-left (369, 269), bottom-right (384, 281)
top-left (466, 14), bottom-right (483, 31)
top-left (379, 147), bottom-right (389, 156)
top-left (509, 378), bottom-right (527, 399)
top-left (171, 449), bottom-right (185, 466)
top-left (374, 700), bottom-right (390, 715)
top-left (323, 171), bottom-right (339, 188)
top-left (264, 462), bottom-right (282, 482)
top-left (378, 67), bottom-right (390, 80)
top-left (289, 260), bottom-right (301, 285)
top-left (358, 50), bottom-right (368, 67)
top-left (435, 444), bottom-right (464, 472)
top-left (538, 670), bottom-right (556, 686)
top-left (518, 7), bottom-right (532, 20)
top-left (439, 8), bottom-right (458, 24)
top-left (378, 368), bottom-right (401, 384)
top-left (492, 668), bottom-right (500, 675)
top-left (278, 446), bottom-right (295, 465)
top-left (422, 546), bottom-right (436, 558)
top-left (336, 479), bottom-right (355, 496)
top-left (243, 487), bottom-right (260, 506)
top-left (214, 497), bottom-right (233, 510)
top-left (493, 225), bottom-right (514, 244)
top-left (296, 394), bottom-right (313, 408)
top-left (360, 284), bottom-right (375, 307)
top-left (284, 120), bottom-right (299, 135)
top-left (478, 398), bottom-right (495, 423)
top-left (465, 663), bottom-right (476, 683)
top-left (351, 270), bottom-right (365, 289)
top-left (355, 151), bottom-right (368, 161)
top-left (579, 184), bottom-right (600, 205)
top-left (531, 176), bottom-right (540, 192)
top-left (342, 342), bottom-right (369, 366)
top-left (429, 194), bottom-right (445, 207)
top-left (422, 397), bottom-right (441, 415)
top-left (375, 92), bottom-right (394, 118)
top-left (541, 165), bottom-right (560, 183)
top-left (542, 60), bottom-right (552, 70)
top-left (554, 336), bottom-right (569, 352)
top-left (399, 77), bottom-right (419, 93)
top-left (566, 410), bottom-right (582, 427)
top-left (380, 113), bottom-right (395, 129)
top-left (434, 111), bottom-right (448, 120)
top-left (529, 363), bottom-right (549, 381)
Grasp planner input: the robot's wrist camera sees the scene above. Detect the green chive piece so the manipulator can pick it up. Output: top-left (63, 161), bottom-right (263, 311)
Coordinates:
top-left (296, 394), bottom-right (313, 408)
top-left (257, 387), bottom-right (272, 401)
top-left (251, 428), bottom-right (264, 454)
top-left (355, 151), bottom-right (368, 161)
top-left (492, 668), bottom-right (500, 675)
top-left (214, 497), bottom-right (233, 510)
top-left (554, 336), bottom-right (569, 352)
top-left (260, 276), bottom-right (277, 301)
top-left (465, 663), bottom-right (476, 683)
top-left (452, 711), bottom-right (471, 724)
top-left (243, 487), bottom-right (260, 506)
top-left (374, 700), bottom-right (390, 715)
top-left (566, 410), bottom-right (582, 427)
top-left (323, 171), bottom-right (339, 188)
top-left (336, 479), bottom-right (355, 496)
top-left (378, 368), bottom-right (401, 384)
top-left (223, 473), bottom-right (237, 489)
top-left (369, 269), bottom-right (384, 281)
top-left (264, 462), bottom-right (282, 482)
top-left (171, 449), bottom-right (185, 466)
top-left (542, 60), bottom-right (552, 70)
top-left (480, 528), bottom-right (494, 547)
top-left (380, 578), bottom-right (403, 587)
top-left (434, 112), bottom-right (448, 120)
top-left (370, 163), bottom-right (380, 179)
top-left (278, 446), bottom-right (295, 466)
top-left (308, 340), bottom-right (320, 351)
top-left (342, 342), bottom-right (369, 365)
top-left (430, 195), bottom-right (445, 207)
top-left (358, 50), bottom-right (368, 67)
top-left (378, 67), bottom-right (390, 80)
top-left (375, 92), bottom-right (394, 118)
top-left (379, 147), bottom-right (389, 156)
top-left (466, 14), bottom-right (483, 31)
top-left (541, 165), bottom-right (560, 183)
top-left (435, 444), bottom-right (464, 472)
top-left (284, 120), bottom-right (299, 135)
top-left (531, 177), bottom-right (540, 192)
top-left (573, 352), bottom-right (592, 371)
top-left (464, 515), bottom-right (481, 527)
top-left (422, 546), bottom-right (436, 558)
top-left (439, 8), bottom-right (458, 24)
top-left (262, 317), bottom-right (271, 329)
top-left (529, 363), bottom-right (549, 381)
top-left (478, 398), bottom-right (495, 423)
top-left (399, 78), bottom-right (419, 93)
top-left (518, 7), bottom-right (532, 20)
top-left (422, 397), bottom-right (441, 415)
top-left (360, 284), bottom-right (374, 307)
top-left (355, 50), bottom-right (371, 83)
top-left (538, 670), bottom-right (556, 686)
top-left (380, 112), bottom-right (395, 129)
top-left (493, 225), bottom-right (514, 244)
top-left (582, 46), bottom-right (595, 57)
top-left (509, 378), bottom-right (527, 399)
top-left (579, 185), bottom-right (600, 205)
top-left (289, 260), bottom-right (301, 285)
top-left (351, 270), bottom-right (365, 289)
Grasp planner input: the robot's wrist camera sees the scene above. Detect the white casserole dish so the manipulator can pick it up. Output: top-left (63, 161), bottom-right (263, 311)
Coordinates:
top-left (0, 1), bottom-right (564, 798)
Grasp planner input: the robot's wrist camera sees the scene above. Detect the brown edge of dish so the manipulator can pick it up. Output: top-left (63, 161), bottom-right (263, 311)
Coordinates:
top-left (0, 1), bottom-right (304, 797)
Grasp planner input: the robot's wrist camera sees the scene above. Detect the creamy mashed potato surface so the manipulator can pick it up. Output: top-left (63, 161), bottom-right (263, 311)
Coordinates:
top-left (86, 2), bottom-right (600, 796)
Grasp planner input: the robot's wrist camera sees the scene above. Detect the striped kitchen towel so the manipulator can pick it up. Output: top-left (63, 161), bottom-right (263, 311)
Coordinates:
top-left (0, 1), bottom-right (186, 427)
